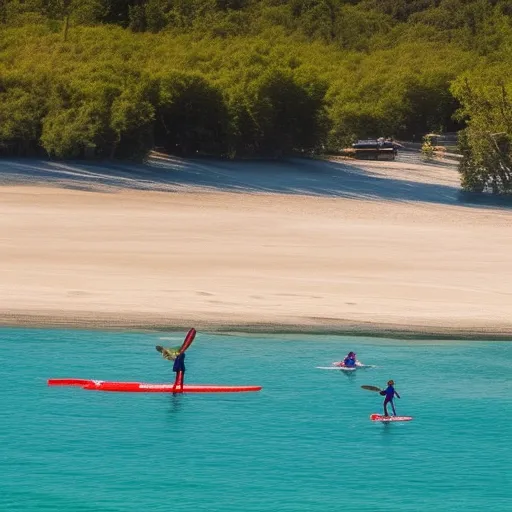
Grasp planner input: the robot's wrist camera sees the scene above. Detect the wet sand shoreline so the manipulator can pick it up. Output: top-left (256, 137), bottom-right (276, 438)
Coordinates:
top-left (2, 310), bottom-right (512, 340)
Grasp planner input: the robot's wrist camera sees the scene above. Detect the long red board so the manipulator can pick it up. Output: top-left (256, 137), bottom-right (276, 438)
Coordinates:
top-left (48, 378), bottom-right (261, 393)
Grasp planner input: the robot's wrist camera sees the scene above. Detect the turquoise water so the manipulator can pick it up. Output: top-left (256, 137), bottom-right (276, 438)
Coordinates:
top-left (2, 328), bottom-right (511, 512)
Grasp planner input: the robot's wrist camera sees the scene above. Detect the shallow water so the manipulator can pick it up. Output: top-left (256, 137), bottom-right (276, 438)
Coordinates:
top-left (2, 328), bottom-right (511, 511)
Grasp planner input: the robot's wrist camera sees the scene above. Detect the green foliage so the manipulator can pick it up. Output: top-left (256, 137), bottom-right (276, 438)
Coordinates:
top-left (242, 68), bottom-right (328, 156)
top-left (110, 80), bottom-right (156, 159)
top-left (0, 70), bottom-right (49, 155)
top-left (41, 78), bottom-right (115, 158)
top-left (421, 135), bottom-right (435, 160)
top-left (327, 42), bottom-right (471, 144)
top-left (452, 70), bottom-right (512, 194)
top-left (333, 4), bottom-right (393, 50)
top-left (0, 0), bottom-right (510, 169)
top-left (360, 0), bottom-right (436, 22)
top-left (154, 71), bottom-right (229, 156)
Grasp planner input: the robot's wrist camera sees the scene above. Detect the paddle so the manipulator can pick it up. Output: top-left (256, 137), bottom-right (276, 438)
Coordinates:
top-left (361, 385), bottom-right (382, 392)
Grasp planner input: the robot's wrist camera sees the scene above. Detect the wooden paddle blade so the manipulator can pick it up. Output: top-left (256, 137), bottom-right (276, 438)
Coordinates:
top-left (361, 385), bottom-right (381, 392)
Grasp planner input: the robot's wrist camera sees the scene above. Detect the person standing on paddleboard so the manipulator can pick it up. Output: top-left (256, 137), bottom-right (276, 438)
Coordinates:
top-left (155, 328), bottom-right (196, 393)
top-left (380, 380), bottom-right (400, 417)
top-left (156, 346), bottom-right (186, 391)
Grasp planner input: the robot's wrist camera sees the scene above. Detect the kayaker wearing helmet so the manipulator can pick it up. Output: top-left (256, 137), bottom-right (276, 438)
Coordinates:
top-left (379, 380), bottom-right (400, 416)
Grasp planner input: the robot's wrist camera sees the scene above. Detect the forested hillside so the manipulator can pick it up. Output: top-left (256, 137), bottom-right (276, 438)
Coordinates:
top-left (1, 1), bottom-right (511, 192)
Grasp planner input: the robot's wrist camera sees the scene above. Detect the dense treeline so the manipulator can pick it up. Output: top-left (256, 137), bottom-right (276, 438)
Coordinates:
top-left (0, 1), bottom-right (511, 192)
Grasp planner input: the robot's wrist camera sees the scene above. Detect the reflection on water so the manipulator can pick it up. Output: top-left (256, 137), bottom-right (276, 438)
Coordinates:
top-left (166, 393), bottom-right (184, 416)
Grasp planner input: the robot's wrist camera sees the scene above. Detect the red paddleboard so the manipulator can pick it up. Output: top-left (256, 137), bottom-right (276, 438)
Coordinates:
top-left (370, 414), bottom-right (413, 422)
top-left (48, 379), bottom-right (261, 393)
top-left (47, 378), bottom-right (91, 386)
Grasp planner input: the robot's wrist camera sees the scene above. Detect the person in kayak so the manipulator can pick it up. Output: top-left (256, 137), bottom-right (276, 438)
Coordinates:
top-left (342, 352), bottom-right (357, 367)
top-left (380, 380), bottom-right (400, 416)
top-left (156, 345), bottom-right (186, 391)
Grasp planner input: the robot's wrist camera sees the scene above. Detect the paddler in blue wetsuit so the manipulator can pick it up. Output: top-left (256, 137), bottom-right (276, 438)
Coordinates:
top-left (343, 352), bottom-right (357, 368)
top-left (380, 380), bottom-right (400, 416)
top-left (156, 346), bottom-right (186, 391)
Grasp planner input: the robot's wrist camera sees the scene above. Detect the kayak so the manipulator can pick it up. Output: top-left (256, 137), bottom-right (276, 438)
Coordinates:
top-left (370, 414), bottom-right (413, 422)
top-left (48, 379), bottom-right (261, 393)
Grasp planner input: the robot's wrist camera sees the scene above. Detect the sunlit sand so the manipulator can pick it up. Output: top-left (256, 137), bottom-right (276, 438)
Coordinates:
top-left (1, 154), bottom-right (511, 338)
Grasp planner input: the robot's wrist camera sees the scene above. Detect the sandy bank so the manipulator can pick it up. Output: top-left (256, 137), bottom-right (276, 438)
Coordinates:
top-left (1, 155), bottom-right (511, 339)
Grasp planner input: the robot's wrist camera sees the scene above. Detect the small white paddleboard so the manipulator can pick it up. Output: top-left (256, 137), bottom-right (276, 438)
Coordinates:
top-left (332, 361), bottom-right (375, 368)
top-left (316, 366), bottom-right (356, 371)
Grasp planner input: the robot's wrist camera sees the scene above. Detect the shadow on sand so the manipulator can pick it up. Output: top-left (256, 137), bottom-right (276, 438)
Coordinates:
top-left (1, 154), bottom-right (511, 210)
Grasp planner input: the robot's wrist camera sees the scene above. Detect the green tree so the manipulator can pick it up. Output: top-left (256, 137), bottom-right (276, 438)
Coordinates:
top-left (0, 72), bottom-right (48, 155)
top-left (110, 80), bottom-right (156, 159)
top-left (247, 68), bottom-right (328, 156)
top-left (452, 73), bottom-right (512, 194)
top-left (154, 71), bottom-right (229, 156)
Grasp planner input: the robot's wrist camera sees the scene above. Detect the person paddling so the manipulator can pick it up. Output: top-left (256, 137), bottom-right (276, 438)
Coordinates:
top-left (380, 380), bottom-right (400, 416)
top-left (155, 328), bottom-right (196, 393)
top-left (342, 352), bottom-right (357, 368)
top-left (155, 346), bottom-right (185, 391)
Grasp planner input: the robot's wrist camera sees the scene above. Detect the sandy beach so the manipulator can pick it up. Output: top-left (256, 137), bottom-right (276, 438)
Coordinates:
top-left (1, 153), bottom-right (511, 338)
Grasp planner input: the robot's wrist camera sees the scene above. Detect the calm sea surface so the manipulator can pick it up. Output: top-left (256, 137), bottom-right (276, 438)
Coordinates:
top-left (1, 328), bottom-right (511, 511)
